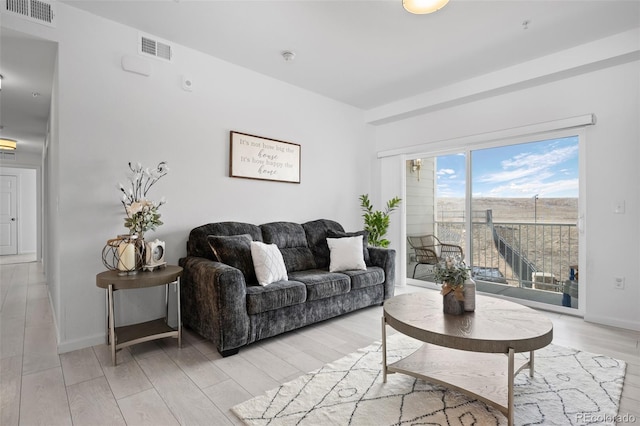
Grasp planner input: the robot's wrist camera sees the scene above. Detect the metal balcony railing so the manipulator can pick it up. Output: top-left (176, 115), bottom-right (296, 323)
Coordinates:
top-left (434, 213), bottom-right (578, 293)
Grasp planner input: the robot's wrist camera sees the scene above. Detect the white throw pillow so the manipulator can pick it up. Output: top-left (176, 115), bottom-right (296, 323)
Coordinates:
top-left (250, 241), bottom-right (288, 286)
top-left (326, 235), bottom-right (367, 272)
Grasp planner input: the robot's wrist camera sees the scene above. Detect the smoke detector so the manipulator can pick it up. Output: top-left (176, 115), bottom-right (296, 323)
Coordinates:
top-left (281, 51), bottom-right (296, 62)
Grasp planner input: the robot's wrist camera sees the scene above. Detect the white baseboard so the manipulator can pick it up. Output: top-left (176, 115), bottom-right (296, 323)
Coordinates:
top-left (584, 313), bottom-right (640, 332)
top-left (57, 333), bottom-right (106, 354)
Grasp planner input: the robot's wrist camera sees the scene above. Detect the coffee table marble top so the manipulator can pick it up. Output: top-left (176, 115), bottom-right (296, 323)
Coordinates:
top-left (384, 291), bottom-right (553, 354)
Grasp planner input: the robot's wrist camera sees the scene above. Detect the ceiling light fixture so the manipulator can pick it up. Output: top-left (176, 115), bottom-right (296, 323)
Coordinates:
top-left (0, 138), bottom-right (17, 150)
top-left (403, 0), bottom-right (449, 14)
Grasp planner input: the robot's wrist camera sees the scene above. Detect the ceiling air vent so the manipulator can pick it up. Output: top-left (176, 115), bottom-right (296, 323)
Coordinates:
top-left (139, 33), bottom-right (172, 62)
top-left (4, 0), bottom-right (56, 27)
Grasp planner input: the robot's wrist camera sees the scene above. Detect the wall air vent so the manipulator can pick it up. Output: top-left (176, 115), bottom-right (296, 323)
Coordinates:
top-left (139, 33), bottom-right (172, 62)
top-left (4, 0), bottom-right (56, 27)
top-left (0, 151), bottom-right (16, 161)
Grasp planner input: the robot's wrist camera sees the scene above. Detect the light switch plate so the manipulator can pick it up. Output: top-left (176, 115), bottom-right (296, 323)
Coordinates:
top-left (614, 200), bottom-right (625, 214)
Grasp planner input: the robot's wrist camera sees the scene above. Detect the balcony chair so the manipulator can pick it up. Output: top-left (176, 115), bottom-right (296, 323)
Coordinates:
top-left (407, 234), bottom-right (464, 278)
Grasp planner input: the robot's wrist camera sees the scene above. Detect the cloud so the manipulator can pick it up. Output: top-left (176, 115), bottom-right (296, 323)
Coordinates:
top-left (502, 145), bottom-right (577, 169)
top-left (476, 145), bottom-right (578, 197)
top-left (437, 168), bottom-right (456, 176)
top-left (487, 178), bottom-right (578, 197)
top-left (476, 145), bottom-right (578, 186)
top-left (435, 139), bottom-right (578, 198)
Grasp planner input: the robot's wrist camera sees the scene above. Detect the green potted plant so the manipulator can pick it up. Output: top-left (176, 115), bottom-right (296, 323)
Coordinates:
top-left (359, 194), bottom-right (402, 248)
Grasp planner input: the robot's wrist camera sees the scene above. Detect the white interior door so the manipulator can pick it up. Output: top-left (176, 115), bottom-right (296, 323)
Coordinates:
top-left (0, 175), bottom-right (18, 255)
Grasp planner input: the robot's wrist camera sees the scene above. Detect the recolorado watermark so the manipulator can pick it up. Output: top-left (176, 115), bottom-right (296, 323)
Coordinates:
top-left (576, 413), bottom-right (637, 423)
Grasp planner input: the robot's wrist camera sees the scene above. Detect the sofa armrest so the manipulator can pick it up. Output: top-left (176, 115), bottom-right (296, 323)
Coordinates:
top-left (368, 247), bottom-right (396, 299)
top-left (179, 256), bottom-right (249, 355)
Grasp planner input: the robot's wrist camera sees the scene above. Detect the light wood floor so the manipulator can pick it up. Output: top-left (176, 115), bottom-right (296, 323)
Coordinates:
top-left (1, 261), bottom-right (638, 425)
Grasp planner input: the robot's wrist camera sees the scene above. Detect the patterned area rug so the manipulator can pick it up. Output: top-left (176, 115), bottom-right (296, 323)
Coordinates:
top-left (232, 333), bottom-right (626, 425)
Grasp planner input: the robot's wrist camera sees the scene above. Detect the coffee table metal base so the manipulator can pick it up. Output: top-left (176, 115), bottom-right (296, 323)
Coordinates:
top-left (382, 317), bottom-right (534, 426)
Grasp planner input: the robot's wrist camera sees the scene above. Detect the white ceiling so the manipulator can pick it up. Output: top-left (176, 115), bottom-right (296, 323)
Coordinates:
top-left (2, 0), bottom-right (639, 157)
top-left (0, 28), bottom-right (56, 156)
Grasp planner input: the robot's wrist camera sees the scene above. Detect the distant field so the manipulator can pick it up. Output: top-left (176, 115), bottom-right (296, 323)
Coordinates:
top-left (429, 197), bottom-right (579, 284)
top-left (436, 197), bottom-right (578, 223)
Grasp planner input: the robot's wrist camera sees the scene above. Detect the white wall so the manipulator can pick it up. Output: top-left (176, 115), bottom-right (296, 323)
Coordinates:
top-left (6, 4), bottom-right (374, 352)
top-left (373, 58), bottom-right (640, 331)
top-left (45, 51), bottom-right (61, 342)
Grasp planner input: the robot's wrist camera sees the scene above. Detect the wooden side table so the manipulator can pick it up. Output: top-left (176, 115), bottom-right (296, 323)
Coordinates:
top-left (96, 265), bottom-right (183, 366)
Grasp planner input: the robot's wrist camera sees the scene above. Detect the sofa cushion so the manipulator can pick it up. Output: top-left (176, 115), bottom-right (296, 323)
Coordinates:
top-left (207, 234), bottom-right (257, 284)
top-left (288, 270), bottom-right (350, 301)
top-left (250, 241), bottom-right (288, 286)
top-left (261, 222), bottom-right (316, 272)
top-left (245, 280), bottom-right (307, 315)
top-left (326, 229), bottom-right (371, 265)
top-left (188, 222), bottom-right (262, 260)
top-left (326, 235), bottom-right (366, 272)
top-left (302, 219), bottom-right (345, 269)
top-left (339, 266), bottom-right (385, 290)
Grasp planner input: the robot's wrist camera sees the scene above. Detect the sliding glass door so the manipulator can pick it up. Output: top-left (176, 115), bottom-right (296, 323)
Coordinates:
top-left (406, 135), bottom-right (580, 310)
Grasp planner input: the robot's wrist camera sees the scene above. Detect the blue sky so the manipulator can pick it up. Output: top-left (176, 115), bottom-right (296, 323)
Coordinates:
top-left (436, 136), bottom-right (579, 198)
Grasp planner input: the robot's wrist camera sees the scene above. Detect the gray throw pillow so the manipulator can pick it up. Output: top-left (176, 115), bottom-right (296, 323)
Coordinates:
top-left (207, 234), bottom-right (256, 284)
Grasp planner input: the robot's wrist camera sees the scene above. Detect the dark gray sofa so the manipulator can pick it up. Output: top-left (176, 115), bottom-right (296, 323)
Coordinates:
top-left (179, 219), bottom-right (396, 356)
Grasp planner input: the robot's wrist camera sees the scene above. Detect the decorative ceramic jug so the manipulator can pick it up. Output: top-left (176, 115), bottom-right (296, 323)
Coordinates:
top-left (464, 278), bottom-right (476, 312)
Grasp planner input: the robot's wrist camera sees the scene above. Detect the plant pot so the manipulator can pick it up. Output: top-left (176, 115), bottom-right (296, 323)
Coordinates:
top-left (443, 291), bottom-right (465, 315)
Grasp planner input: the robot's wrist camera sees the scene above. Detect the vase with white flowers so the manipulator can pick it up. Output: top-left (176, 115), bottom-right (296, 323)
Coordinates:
top-left (108, 161), bottom-right (168, 273)
top-left (118, 161), bottom-right (169, 239)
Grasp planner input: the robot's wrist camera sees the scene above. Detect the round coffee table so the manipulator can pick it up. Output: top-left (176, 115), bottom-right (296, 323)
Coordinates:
top-left (382, 291), bottom-right (553, 426)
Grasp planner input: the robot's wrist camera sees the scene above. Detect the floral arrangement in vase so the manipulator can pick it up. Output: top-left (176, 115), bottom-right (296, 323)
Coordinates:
top-left (118, 161), bottom-right (169, 238)
top-left (433, 255), bottom-right (470, 301)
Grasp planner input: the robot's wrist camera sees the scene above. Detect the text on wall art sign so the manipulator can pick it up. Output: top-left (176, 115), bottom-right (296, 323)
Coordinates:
top-left (229, 131), bottom-right (301, 184)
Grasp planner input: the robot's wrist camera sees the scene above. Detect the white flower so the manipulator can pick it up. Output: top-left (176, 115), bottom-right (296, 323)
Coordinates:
top-left (118, 161), bottom-right (169, 234)
top-left (126, 201), bottom-right (143, 215)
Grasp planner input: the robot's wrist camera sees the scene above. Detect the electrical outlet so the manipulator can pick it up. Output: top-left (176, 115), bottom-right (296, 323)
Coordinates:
top-left (613, 276), bottom-right (625, 289)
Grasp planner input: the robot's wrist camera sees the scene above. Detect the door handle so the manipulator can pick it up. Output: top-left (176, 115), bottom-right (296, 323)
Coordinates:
top-left (11, 218), bottom-right (16, 221)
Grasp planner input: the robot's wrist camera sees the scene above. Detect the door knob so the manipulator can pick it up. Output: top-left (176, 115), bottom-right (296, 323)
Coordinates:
top-left (11, 218), bottom-right (16, 221)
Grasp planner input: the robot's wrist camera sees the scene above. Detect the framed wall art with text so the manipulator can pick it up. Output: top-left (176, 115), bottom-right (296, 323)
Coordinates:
top-left (229, 131), bottom-right (301, 184)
